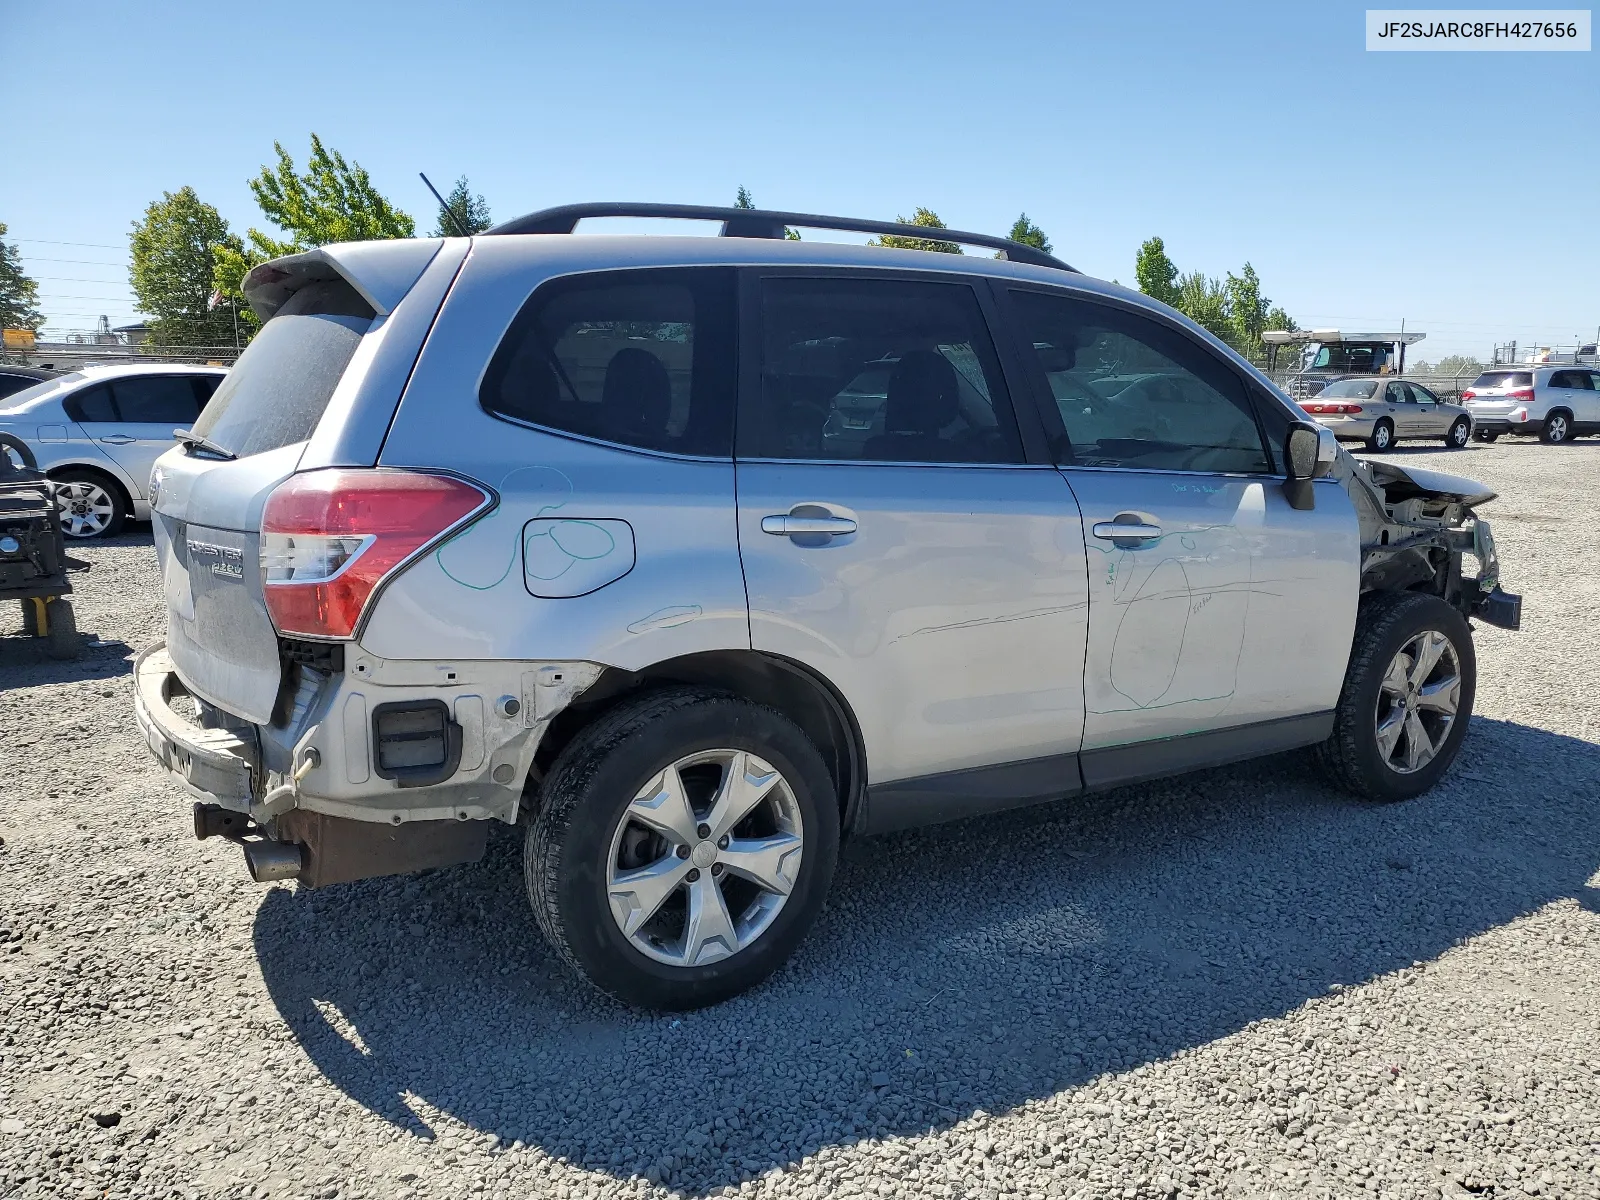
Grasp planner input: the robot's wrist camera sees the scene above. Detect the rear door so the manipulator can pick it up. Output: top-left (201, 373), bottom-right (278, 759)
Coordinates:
top-left (1000, 286), bottom-right (1358, 786)
top-left (734, 271), bottom-right (1090, 813)
top-left (1383, 380), bottom-right (1419, 435)
top-left (96, 374), bottom-right (209, 497)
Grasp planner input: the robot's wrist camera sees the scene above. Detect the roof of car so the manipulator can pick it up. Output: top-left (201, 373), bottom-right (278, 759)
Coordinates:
top-left (0, 365), bottom-right (60, 380)
top-left (70, 363), bottom-right (228, 379)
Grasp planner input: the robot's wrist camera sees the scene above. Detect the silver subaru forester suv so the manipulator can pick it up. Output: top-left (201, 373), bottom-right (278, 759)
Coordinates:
top-left (135, 204), bottom-right (1522, 1009)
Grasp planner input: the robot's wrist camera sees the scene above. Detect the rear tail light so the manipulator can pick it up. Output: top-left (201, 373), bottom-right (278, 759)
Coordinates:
top-left (1461, 390), bottom-right (1476, 401)
top-left (1299, 402), bottom-right (1362, 415)
top-left (1506, 388), bottom-right (1535, 402)
top-left (261, 469), bottom-right (491, 639)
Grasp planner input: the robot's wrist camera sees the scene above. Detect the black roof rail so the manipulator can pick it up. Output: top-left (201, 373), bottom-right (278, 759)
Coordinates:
top-left (485, 202), bottom-right (1075, 272)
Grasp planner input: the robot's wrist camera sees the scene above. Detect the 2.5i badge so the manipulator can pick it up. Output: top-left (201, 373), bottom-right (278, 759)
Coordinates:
top-left (187, 538), bottom-right (244, 580)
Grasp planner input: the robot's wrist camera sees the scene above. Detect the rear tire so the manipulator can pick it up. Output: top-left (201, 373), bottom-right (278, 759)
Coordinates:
top-left (1540, 410), bottom-right (1573, 444)
top-left (1445, 418), bottom-right (1471, 449)
top-left (1367, 420), bottom-right (1395, 452)
top-left (1473, 429), bottom-right (1499, 443)
top-left (1315, 592), bottom-right (1475, 802)
top-left (50, 469), bottom-right (126, 538)
top-left (525, 687), bottom-right (839, 1010)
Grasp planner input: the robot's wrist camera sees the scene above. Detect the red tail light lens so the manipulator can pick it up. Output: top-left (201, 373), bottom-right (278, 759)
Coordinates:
top-left (1461, 390), bottom-right (1476, 401)
top-left (1506, 388), bottom-right (1535, 402)
top-left (261, 470), bottom-right (491, 639)
top-left (1299, 402), bottom-right (1362, 415)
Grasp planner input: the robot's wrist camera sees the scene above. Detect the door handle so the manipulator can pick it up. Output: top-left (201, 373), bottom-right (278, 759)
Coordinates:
top-left (1091, 520), bottom-right (1162, 542)
top-left (98, 434), bottom-right (136, 445)
top-left (761, 514), bottom-right (857, 537)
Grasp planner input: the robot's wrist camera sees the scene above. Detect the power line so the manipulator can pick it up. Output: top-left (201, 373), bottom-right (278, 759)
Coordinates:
top-left (21, 256), bottom-right (129, 266)
top-left (12, 238), bottom-right (128, 250)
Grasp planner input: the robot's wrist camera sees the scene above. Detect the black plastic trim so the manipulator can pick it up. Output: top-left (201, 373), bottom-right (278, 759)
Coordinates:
top-left (371, 699), bottom-right (463, 789)
top-left (1079, 711), bottom-right (1334, 792)
top-left (864, 752), bottom-right (1083, 834)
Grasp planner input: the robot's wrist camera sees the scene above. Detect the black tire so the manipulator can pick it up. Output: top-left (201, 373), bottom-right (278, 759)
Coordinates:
top-left (0, 433), bottom-right (36, 471)
top-left (525, 687), bottom-right (840, 1010)
top-left (1473, 429), bottom-right (1499, 443)
top-left (1315, 592), bottom-right (1476, 802)
top-left (1540, 410), bottom-right (1573, 445)
top-left (50, 468), bottom-right (127, 538)
top-left (1445, 418), bottom-right (1471, 449)
top-left (1366, 420), bottom-right (1395, 452)
top-left (44, 597), bottom-right (79, 660)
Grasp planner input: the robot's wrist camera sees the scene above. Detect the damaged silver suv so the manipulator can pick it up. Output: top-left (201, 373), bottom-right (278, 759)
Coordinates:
top-left (135, 204), bottom-right (1522, 1009)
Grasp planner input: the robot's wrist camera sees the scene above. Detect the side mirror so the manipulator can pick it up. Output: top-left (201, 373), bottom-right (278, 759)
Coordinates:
top-left (1283, 422), bottom-right (1321, 511)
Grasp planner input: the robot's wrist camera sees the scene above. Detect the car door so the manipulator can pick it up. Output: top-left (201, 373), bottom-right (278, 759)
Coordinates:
top-left (734, 271), bottom-right (1090, 828)
top-left (1382, 380), bottom-right (1417, 436)
top-left (1552, 369), bottom-right (1600, 429)
top-left (1405, 382), bottom-right (1445, 434)
top-left (1585, 372), bottom-right (1600, 428)
top-left (96, 374), bottom-right (208, 497)
top-left (999, 286), bottom-right (1359, 788)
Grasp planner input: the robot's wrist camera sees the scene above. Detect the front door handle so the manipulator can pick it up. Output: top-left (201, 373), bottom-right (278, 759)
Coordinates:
top-left (1091, 520), bottom-right (1162, 542)
top-left (98, 434), bottom-right (136, 445)
top-left (761, 514), bottom-right (857, 537)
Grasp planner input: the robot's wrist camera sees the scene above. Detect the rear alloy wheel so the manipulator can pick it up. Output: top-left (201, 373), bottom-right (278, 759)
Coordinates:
top-left (1367, 420), bottom-right (1395, 452)
top-left (51, 470), bottom-right (126, 538)
top-left (526, 688), bottom-right (839, 1009)
top-left (1315, 592), bottom-right (1476, 801)
top-left (1540, 410), bottom-right (1572, 444)
top-left (1446, 418), bottom-right (1471, 448)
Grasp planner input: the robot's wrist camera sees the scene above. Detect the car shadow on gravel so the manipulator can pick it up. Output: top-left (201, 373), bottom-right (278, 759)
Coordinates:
top-left (252, 715), bottom-right (1600, 1194)
top-left (0, 632), bottom-right (133, 687)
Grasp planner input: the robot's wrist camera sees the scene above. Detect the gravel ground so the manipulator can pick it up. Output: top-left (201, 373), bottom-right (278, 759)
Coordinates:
top-left (1, 438), bottom-right (1597, 1200)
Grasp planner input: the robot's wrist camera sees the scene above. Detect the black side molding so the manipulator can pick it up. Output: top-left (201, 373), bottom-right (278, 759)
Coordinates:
top-left (1079, 711), bottom-right (1334, 792)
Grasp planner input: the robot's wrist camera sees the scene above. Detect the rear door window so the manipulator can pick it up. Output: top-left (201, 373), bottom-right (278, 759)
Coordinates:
top-left (1008, 289), bottom-right (1269, 473)
top-left (188, 277), bottom-right (375, 458)
top-left (65, 385), bottom-right (118, 424)
top-left (481, 267), bottom-right (735, 457)
top-left (745, 276), bottom-right (1022, 464)
top-left (109, 376), bottom-right (202, 424)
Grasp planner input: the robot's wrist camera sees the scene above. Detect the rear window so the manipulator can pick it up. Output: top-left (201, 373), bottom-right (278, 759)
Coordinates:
top-left (1470, 371), bottom-right (1531, 390)
top-left (1319, 380), bottom-right (1378, 399)
top-left (188, 277), bottom-right (374, 458)
top-left (481, 267), bottom-right (736, 457)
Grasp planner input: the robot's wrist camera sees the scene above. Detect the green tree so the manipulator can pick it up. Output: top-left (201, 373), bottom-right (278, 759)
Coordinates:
top-left (213, 134), bottom-right (415, 320)
top-left (1134, 236), bottom-right (1179, 306)
top-left (1173, 271), bottom-right (1234, 344)
top-left (870, 207), bottom-right (962, 254)
top-left (1435, 354), bottom-right (1484, 377)
top-left (1263, 306), bottom-right (1297, 335)
top-left (129, 188), bottom-right (244, 347)
top-left (431, 176), bottom-right (492, 237)
top-left (734, 185), bottom-right (754, 209)
top-left (1223, 263), bottom-right (1275, 362)
top-left (0, 222), bottom-right (44, 332)
top-left (1007, 213), bottom-right (1051, 253)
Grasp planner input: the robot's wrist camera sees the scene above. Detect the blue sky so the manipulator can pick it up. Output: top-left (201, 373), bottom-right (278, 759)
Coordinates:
top-left (2, 0), bottom-right (1595, 359)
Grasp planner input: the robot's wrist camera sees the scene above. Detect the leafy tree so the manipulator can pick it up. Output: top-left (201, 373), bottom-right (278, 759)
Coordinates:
top-left (129, 188), bottom-right (244, 347)
top-left (1263, 306), bottom-right (1297, 334)
top-left (0, 223), bottom-right (44, 332)
top-left (1134, 237), bottom-right (1179, 307)
top-left (1007, 213), bottom-right (1051, 253)
top-left (1434, 354), bottom-right (1484, 377)
top-left (1174, 271), bottom-right (1233, 343)
top-left (734, 185), bottom-right (754, 209)
top-left (1223, 263), bottom-right (1279, 362)
top-left (870, 207), bottom-right (961, 254)
top-left (213, 134), bottom-right (415, 321)
top-left (431, 176), bottom-right (492, 237)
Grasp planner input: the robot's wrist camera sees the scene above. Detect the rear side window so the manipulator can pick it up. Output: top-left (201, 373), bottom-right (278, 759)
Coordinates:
top-left (188, 277), bottom-right (374, 458)
top-left (481, 268), bottom-right (736, 457)
top-left (1010, 290), bottom-right (1269, 474)
top-left (109, 376), bottom-right (202, 424)
top-left (1470, 371), bottom-right (1531, 389)
top-left (746, 276), bottom-right (1022, 464)
top-left (66, 385), bottom-right (118, 423)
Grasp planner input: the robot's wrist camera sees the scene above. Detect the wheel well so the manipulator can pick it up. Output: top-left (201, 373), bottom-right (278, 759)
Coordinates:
top-left (48, 463), bottom-right (133, 511)
top-left (531, 651), bottom-right (867, 833)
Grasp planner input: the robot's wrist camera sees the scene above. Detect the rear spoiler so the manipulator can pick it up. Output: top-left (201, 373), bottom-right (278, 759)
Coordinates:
top-left (242, 239), bottom-right (447, 322)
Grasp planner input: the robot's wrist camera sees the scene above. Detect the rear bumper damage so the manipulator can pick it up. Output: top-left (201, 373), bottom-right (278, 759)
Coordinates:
top-left (134, 642), bottom-right (603, 885)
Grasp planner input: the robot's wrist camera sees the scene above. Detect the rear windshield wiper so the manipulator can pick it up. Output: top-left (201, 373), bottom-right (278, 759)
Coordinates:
top-left (174, 428), bottom-right (237, 461)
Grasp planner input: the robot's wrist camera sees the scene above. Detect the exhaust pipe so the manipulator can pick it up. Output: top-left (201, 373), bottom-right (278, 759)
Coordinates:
top-left (241, 839), bottom-right (303, 883)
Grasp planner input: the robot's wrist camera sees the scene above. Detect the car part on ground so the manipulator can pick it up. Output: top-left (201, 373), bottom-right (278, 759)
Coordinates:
top-left (130, 209), bottom-right (1522, 1008)
top-left (0, 452), bottom-right (84, 659)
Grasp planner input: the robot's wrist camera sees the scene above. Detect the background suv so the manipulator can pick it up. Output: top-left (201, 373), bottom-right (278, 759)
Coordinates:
top-left (0, 363), bottom-right (226, 537)
top-left (1463, 365), bottom-right (1600, 444)
top-left (133, 204), bottom-right (1518, 1009)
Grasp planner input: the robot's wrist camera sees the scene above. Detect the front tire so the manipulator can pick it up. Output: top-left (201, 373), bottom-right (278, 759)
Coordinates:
top-left (1540, 410), bottom-right (1573, 444)
top-left (1446, 418), bottom-right (1471, 448)
top-left (1315, 592), bottom-right (1476, 802)
top-left (525, 687), bottom-right (839, 1010)
top-left (1367, 420), bottom-right (1395, 452)
top-left (50, 469), bottom-right (126, 538)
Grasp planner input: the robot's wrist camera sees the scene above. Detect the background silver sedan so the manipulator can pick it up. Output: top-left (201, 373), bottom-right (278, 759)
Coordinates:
top-left (1298, 376), bottom-right (1474, 451)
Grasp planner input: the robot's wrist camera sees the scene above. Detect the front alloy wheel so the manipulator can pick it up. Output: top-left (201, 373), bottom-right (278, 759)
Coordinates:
top-left (1374, 631), bottom-right (1461, 774)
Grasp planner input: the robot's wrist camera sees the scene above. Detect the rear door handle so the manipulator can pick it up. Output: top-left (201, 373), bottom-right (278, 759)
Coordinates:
top-left (98, 434), bottom-right (136, 445)
top-left (761, 514), bottom-right (857, 537)
top-left (1091, 521), bottom-right (1162, 542)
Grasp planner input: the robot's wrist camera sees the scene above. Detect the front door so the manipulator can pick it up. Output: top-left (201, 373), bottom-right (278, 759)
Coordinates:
top-left (1405, 382), bottom-right (1444, 434)
top-left (1000, 287), bottom-right (1359, 787)
top-left (735, 273), bottom-right (1090, 815)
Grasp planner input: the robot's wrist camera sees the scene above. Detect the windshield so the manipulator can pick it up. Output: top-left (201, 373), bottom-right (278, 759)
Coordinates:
top-left (0, 371), bottom-right (85, 413)
top-left (1470, 370), bottom-right (1532, 389)
top-left (1319, 380), bottom-right (1378, 399)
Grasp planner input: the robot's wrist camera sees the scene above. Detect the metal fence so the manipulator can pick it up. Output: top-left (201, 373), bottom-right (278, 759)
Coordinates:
top-left (2, 342), bottom-right (240, 370)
